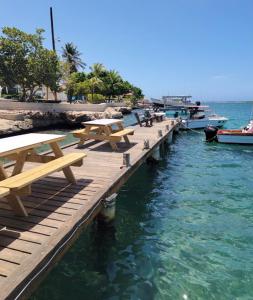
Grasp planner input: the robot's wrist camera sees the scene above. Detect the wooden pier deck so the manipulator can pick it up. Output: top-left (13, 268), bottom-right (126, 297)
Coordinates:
top-left (0, 118), bottom-right (179, 299)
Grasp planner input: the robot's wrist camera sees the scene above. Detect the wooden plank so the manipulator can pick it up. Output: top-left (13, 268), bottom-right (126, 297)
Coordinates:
top-left (0, 235), bottom-right (40, 253)
top-left (0, 187), bottom-right (9, 198)
top-left (0, 215), bottom-right (58, 236)
top-left (0, 260), bottom-right (18, 277)
top-left (0, 246), bottom-right (29, 264)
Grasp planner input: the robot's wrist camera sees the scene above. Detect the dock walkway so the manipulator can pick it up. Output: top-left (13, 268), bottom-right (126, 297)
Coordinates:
top-left (0, 118), bottom-right (178, 299)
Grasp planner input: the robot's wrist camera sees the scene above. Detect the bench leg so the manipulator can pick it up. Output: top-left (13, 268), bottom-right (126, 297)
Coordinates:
top-left (123, 135), bottom-right (130, 144)
top-left (12, 149), bottom-right (30, 176)
top-left (104, 126), bottom-right (118, 151)
top-left (78, 136), bottom-right (86, 146)
top-left (0, 165), bottom-right (28, 216)
top-left (50, 142), bottom-right (77, 184)
top-left (6, 194), bottom-right (28, 217)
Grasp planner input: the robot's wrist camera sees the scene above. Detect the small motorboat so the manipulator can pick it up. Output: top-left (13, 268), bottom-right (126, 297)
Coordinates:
top-left (181, 105), bottom-right (228, 129)
top-left (204, 120), bottom-right (253, 144)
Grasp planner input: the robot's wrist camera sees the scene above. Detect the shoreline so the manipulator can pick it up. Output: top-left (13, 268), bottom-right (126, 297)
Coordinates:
top-left (0, 106), bottom-right (133, 137)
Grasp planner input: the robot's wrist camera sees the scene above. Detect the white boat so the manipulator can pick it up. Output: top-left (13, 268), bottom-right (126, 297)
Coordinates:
top-left (180, 105), bottom-right (228, 129)
top-left (182, 115), bottom-right (228, 129)
top-left (204, 121), bottom-right (253, 144)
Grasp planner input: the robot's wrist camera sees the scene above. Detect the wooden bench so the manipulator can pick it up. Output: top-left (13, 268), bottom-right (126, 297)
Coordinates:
top-left (72, 126), bottom-right (100, 146)
top-left (110, 128), bottom-right (134, 143)
top-left (0, 152), bottom-right (86, 216)
top-left (134, 112), bottom-right (154, 127)
top-left (72, 126), bottom-right (99, 137)
top-left (0, 187), bottom-right (10, 198)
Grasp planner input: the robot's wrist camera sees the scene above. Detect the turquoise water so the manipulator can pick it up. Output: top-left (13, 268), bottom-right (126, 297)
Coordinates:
top-left (31, 102), bottom-right (253, 300)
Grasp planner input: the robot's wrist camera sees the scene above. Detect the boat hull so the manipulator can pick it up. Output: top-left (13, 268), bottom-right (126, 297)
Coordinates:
top-left (182, 117), bottom-right (227, 129)
top-left (217, 131), bottom-right (253, 144)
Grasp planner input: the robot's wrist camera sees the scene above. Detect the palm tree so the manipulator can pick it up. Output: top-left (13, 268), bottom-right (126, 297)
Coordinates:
top-left (88, 77), bottom-right (103, 101)
top-left (104, 70), bottom-right (122, 100)
top-left (89, 63), bottom-right (106, 77)
top-left (62, 42), bottom-right (86, 73)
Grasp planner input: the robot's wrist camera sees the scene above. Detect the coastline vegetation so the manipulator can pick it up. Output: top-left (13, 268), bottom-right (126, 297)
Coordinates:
top-left (0, 27), bottom-right (143, 105)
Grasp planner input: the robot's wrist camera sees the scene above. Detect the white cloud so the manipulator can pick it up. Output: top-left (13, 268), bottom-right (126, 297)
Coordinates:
top-left (211, 74), bottom-right (229, 80)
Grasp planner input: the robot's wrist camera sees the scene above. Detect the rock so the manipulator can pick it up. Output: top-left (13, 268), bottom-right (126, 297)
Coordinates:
top-left (103, 107), bottom-right (123, 119)
top-left (114, 106), bottom-right (132, 114)
top-left (0, 107), bottom-right (123, 136)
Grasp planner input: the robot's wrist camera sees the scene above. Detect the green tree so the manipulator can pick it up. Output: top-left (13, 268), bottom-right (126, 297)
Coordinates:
top-left (103, 70), bottom-right (123, 100)
top-left (88, 63), bottom-right (107, 79)
top-left (62, 42), bottom-right (85, 73)
top-left (65, 71), bottom-right (86, 101)
top-left (86, 77), bottom-right (104, 101)
top-left (0, 27), bottom-right (61, 101)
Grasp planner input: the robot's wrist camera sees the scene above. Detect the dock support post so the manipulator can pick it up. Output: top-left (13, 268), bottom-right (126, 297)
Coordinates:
top-left (143, 139), bottom-right (150, 150)
top-left (174, 124), bottom-right (180, 133)
top-left (158, 129), bottom-right (163, 138)
top-left (123, 153), bottom-right (131, 167)
top-left (166, 131), bottom-right (173, 144)
top-left (150, 145), bottom-right (161, 162)
top-left (98, 193), bottom-right (117, 224)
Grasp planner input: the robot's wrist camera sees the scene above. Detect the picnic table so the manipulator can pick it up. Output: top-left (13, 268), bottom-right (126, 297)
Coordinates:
top-left (73, 119), bottom-right (134, 151)
top-left (0, 133), bottom-right (85, 216)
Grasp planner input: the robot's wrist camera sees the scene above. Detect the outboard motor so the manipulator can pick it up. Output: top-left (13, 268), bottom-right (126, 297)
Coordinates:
top-left (204, 126), bottom-right (218, 142)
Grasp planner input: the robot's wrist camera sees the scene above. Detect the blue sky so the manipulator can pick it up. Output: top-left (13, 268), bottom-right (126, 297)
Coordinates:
top-left (1, 0), bottom-right (253, 101)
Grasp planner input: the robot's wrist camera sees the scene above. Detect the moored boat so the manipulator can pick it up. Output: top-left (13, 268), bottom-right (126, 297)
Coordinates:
top-left (181, 105), bottom-right (228, 129)
top-left (204, 121), bottom-right (253, 144)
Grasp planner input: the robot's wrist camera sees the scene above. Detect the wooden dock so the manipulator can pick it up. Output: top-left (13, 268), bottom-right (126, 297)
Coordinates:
top-left (0, 118), bottom-right (179, 299)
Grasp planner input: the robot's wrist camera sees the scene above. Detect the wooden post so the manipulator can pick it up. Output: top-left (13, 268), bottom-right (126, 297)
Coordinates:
top-left (165, 124), bottom-right (170, 131)
top-left (123, 153), bottom-right (130, 167)
top-left (158, 129), bottom-right (163, 137)
top-left (143, 139), bottom-right (150, 150)
top-left (166, 131), bottom-right (173, 144)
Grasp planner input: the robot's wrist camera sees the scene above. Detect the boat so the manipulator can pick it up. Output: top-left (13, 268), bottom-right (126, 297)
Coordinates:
top-left (151, 95), bottom-right (193, 110)
top-left (181, 105), bottom-right (228, 129)
top-left (204, 120), bottom-right (253, 144)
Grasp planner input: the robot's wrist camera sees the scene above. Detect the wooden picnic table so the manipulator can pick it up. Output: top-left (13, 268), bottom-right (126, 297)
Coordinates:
top-left (0, 133), bottom-right (82, 216)
top-left (77, 118), bottom-right (134, 151)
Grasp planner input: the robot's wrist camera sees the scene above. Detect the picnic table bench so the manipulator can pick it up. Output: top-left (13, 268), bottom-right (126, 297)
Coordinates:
top-left (134, 111), bottom-right (166, 127)
top-left (0, 133), bottom-right (86, 216)
top-left (73, 119), bottom-right (134, 151)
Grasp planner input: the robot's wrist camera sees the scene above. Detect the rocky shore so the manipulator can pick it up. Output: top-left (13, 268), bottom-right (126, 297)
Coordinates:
top-left (0, 107), bottom-right (128, 136)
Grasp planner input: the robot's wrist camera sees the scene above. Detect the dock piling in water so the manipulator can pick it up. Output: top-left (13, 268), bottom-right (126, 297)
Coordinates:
top-left (98, 193), bottom-right (117, 224)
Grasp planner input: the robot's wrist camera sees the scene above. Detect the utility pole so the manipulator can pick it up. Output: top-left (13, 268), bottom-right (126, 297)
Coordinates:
top-left (50, 7), bottom-right (56, 51)
top-left (50, 7), bottom-right (57, 101)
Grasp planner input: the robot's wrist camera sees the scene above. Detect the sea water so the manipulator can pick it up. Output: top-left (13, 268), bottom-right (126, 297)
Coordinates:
top-left (31, 102), bottom-right (253, 300)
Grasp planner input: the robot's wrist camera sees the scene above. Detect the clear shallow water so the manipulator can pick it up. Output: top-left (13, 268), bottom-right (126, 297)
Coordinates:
top-left (31, 102), bottom-right (253, 300)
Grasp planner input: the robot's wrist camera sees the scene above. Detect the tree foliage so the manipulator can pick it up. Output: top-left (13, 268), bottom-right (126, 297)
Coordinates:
top-left (62, 42), bottom-right (86, 73)
top-left (66, 63), bottom-right (144, 105)
top-left (0, 27), bottom-right (61, 101)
